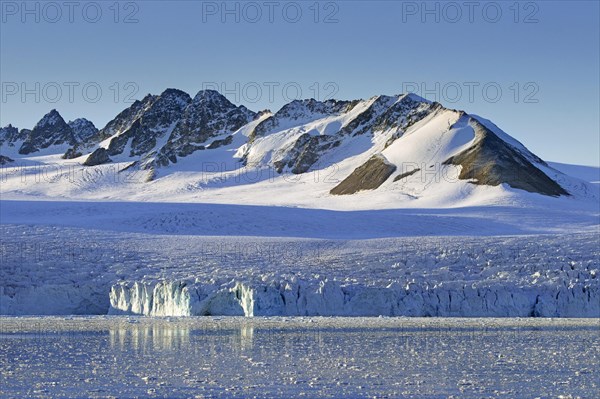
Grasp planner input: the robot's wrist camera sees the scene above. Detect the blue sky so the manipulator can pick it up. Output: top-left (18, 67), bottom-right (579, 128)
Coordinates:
top-left (1, 0), bottom-right (598, 165)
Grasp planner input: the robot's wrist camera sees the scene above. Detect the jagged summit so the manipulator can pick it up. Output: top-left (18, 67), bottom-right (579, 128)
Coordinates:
top-left (193, 89), bottom-right (228, 101)
top-left (0, 89), bottom-right (589, 202)
top-left (68, 118), bottom-right (98, 142)
top-left (35, 109), bottom-right (63, 127)
top-left (19, 109), bottom-right (77, 155)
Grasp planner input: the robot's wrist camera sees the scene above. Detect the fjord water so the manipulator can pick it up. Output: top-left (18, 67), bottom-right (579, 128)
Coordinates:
top-left (1, 317), bottom-right (598, 398)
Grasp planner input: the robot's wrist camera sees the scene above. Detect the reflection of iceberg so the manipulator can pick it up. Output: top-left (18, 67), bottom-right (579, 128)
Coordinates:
top-left (109, 324), bottom-right (190, 351)
top-left (239, 324), bottom-right (254, 351)
top-left (108, 321), bottom-right (256, 354)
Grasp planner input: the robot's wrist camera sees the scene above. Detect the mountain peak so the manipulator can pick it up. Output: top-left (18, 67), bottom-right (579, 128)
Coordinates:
top-left (402, 93), bottom-right (430, 103)
top-left (192, 89), bottom-right (231, 105)
top-left (17, 109), bottom-right (76, 155)
top-left (160, 88), bottom-right (190, 98)
top-left (158, 88), bottom-right (192, 107)
top-left (68, 118), bottom-right (98, 142)
top-left (194, 89), bottom-right (222, 97)
top-left (35, 109), bottom-right (65, 128)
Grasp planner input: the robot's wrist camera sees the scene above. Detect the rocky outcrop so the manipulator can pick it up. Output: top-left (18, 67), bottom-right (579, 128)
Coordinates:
top-left (95, 94), bottom-right (158, 142)
top-left (273, 133), bottom-right (340, 174)
top-left (83, 148), bottom-right (111, 166)
top-left (443, 119), bottom-right (569, 197)
top-left (104, 89), bottom-right (192, 159)
top-left (331, 154), bottom-right (397, 195)
top-left (393, 168), bottom-right (421, 182)
top-left (0, 155), bottom-right (14, 165)
top-left (62, 148), bottom-right (82, 160)
top-left (2, 117), bottom-right (99, 159)
top-left (249, 99), bottom-right (356, 143)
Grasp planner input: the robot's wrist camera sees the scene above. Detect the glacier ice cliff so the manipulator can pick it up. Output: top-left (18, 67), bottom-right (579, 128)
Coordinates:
top-left (107, 277), bottom-right (599, 318)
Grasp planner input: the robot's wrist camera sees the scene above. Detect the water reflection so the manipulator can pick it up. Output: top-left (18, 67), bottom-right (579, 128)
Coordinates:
top-left (108, 321), bottom-right (261, 354)
top-left (109, 324), bottom-right (191, 351)
top-left (1, 318), bottom-right (597, 398)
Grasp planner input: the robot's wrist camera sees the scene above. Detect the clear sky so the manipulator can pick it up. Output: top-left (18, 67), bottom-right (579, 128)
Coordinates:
top-left (1, 0), bottom-right (598, 165)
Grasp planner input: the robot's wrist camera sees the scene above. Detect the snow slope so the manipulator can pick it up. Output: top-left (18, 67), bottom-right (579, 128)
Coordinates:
top-left (548, 162), bottom-right (600, 184)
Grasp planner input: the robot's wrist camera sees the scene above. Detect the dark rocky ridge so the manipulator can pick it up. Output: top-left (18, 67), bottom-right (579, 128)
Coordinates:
top-left (18, 110), bottom-right (78, 155)
top-left (273, 134), bottom-right (340, 174)
top-left (249, 98), bottom-right (356, 143)
top-left (154, 90), bottom-right (256, 167)
top-left (0, 155), bottom-right (14, 165)
top-left (95, 94), bottom-right (159, 142)
top-left (443, 119), bottom-right (569, 197)
top-left (393, 168), bottom-right (421, 182)
top-left (83, 148), bottom-right (111, 166)
top-left (0, 124), bottom-right (27, 146)
top-left (68, 118), bottom-right (98, 142)
top-left (248, 94), bottom-right (440, 175)
top-left (331, 154), bottom-right (397, 195)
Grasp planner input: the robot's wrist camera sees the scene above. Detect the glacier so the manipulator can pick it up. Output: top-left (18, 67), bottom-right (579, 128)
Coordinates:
top-left (1, 212), bottom-right (598, 317)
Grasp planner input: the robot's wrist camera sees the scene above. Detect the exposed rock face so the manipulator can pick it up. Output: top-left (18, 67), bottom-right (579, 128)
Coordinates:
top-left (83, 148), bottom-right (111, 166)
top-left (68, 118), bottom-right (98, 142)
top-left (443, 119), bottom-right (569, 197)
top-left (340, 94), bottom-right (438, 138)
top-left (154, 90), bottom-right (256, 167)
top-left (331, 154), bottom-right (397, 195)
top-left (0, 155), bottom-right (14, 165)
top-left (393, 168), bottom-right (421, 182)
top-left (250, 98), bottom-right (356, 142)
top-left (273, 134), bottom-right (340, 174)
top-left (18, 110), bottom-right (77, 155)
top-left (62, 148), bottom-right (82, 160)
top-left (0, 124), bottom-right (27, 147)
top-left (244, 94), bottom-right (440, 175)
top-left (105, 89), bottom-right (192, 159)
top-left (206, 135), bottom-right (234, 149)
top-left (2, 117), bottom-right (99, 159)
top-left (95, 94), bottom-right (158, 142)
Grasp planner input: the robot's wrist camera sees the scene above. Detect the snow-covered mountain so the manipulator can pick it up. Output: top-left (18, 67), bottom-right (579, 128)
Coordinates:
top-left (1, 89), bottom-right (596, 206)
top-left (0, 111), bottom-right (98, 159)
top-left (68, 118), bottom-right (98, 143)
top-left (2, 89), bottom-right (599, 318)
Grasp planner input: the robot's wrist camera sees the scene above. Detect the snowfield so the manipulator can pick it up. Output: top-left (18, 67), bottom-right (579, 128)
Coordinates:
top-left (1, 200), bottom-right (598, 317)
